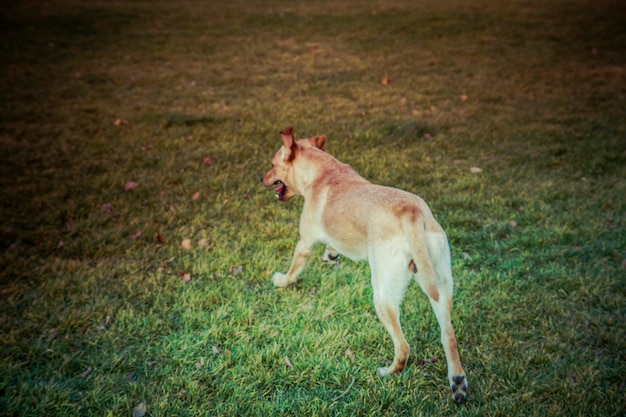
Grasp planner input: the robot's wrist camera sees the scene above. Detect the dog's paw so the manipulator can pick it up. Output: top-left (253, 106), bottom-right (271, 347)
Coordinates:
top-left (272, 272), bottom-right (290, 288)
top-left (321, 247), bottom-right (340, 265)
top-left (450, 374), bottom-right (468, 403)
top-left (377, 366), bottom-right (393, 377)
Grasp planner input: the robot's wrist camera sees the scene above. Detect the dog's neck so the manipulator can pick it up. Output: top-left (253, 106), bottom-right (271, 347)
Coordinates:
top-left (293, 147), bottom-right (368, 200)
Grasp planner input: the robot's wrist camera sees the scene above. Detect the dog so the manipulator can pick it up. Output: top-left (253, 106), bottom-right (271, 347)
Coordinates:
top-left (260, 127), bottom-right (467, 402)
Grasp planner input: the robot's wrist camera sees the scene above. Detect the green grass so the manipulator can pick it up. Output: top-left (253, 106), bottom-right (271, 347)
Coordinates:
top-left (1, 0), bottom-right (625, 415)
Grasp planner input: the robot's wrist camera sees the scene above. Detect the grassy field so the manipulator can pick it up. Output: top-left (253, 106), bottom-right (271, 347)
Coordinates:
top-left (1, 0), bottom-right (625, 415)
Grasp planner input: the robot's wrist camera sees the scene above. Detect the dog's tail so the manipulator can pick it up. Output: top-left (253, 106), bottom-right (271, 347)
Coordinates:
top-left (404, 216), bottom-right (440, 302)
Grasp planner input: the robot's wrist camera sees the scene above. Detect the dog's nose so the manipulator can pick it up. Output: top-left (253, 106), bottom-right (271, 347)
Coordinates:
top-left (259, 175), bottom-right (264, 184)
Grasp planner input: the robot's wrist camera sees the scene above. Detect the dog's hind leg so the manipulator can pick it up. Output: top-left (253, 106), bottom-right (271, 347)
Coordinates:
top-left (425, 235), bottom-right (467, 403)
top-left (369, 248), bottom-right (412, 377)
top-left (429, 289), bottom-right (467, 402)
top-left (273, 239), bottom-right (312, 287)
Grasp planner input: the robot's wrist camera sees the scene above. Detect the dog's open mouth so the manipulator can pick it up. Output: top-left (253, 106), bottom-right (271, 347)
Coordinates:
top-left (273, 181), bottom-right (287, 201)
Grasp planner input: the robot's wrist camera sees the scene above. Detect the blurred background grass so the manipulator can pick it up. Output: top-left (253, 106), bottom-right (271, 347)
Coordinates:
top-left (0, 0), bottom-right (624, 415)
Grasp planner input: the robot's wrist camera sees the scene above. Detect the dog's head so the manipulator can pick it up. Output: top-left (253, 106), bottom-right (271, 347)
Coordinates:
top-left (260, 127), bottom-right (326, 202)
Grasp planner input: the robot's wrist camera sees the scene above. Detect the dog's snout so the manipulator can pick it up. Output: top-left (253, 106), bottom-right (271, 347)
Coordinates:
top-left (259, 175), bottom-right (264, 184)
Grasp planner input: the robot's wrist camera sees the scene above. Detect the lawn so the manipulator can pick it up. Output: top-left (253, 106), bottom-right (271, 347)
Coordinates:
top-left (0, 0), bottom-right (625, 415)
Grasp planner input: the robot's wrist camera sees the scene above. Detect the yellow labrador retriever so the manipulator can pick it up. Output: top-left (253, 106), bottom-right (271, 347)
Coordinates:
top-left (260, 127), bottom-right (467, 402)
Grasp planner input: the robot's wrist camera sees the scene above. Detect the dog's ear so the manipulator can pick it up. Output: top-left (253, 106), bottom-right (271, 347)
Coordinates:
top-left (280, 126), bottom-right (294, 138)
top-left (311, 135), bottom-right (326, 152)
top-left (280, 127), bottom-right (297, 162)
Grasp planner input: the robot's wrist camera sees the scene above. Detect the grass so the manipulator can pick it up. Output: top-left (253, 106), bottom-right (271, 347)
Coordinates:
top-left (0, 0), bottom-right (625, 415)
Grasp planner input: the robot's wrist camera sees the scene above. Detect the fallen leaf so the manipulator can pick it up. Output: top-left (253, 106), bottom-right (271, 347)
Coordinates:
top-left (128, 231), bottom-right (142, 240)
top-left (57, 240), bottom-right (64, 249)
top-left (306, 43), bottom-right (321, 54)
top-left (417, 356), bottom-right (440, 367)
top-left (344, 349), bottom-right (354, 360)
top-left (178, 271), bottom-right (192, 282)
top-left (181, 239), bottom-right (192, 250)
top-left (125, 181), bottom-right (139, 191)
top-left (462, 252), bottom-right (473, 261)
top-left (203, 156), bottom-right (213, 165)
top-left (284, 356), bottom-right (293, 368)
top-left (156, 234), bottom-right (165, 244)
top-left (509, 220), bottom-right (518, 228)
top-left (132, 402), bottom-right (147, 417)
top-left (228, 265), bottom-right (243, 276)
top-left (470, 167), bottom-right (483, 174)
top-left (101, 203), bottom-right (115, 212)
top-left (165, 204), bottom-right (175, 212)
top-left (460, 94), bottom-right (468, 102)
top-left (212, 345), bottom-right (220, 354)
top-left (79, 366), bottom-right (93, 378)
top-left (97, 315), bottom-right (112, 332)
top-left (46, 328), bottom-right (58, 343)
top-left (194, 357), bottom-right (205, 369)
top-left (198, 239), bottom-right (209, 248)
top-left (192, 191), bottom-right (200, 200)
top-left (381, 77), bottom-right (391, 85)
top-left (424, 133), bottom-right (434, 140)
top-left (114, 119), bottom-right (130, 127)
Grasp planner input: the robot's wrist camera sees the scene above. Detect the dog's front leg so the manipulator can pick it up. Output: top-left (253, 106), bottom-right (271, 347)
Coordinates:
top-left (273, 239), bottom-right (312, 287)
